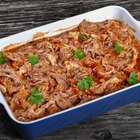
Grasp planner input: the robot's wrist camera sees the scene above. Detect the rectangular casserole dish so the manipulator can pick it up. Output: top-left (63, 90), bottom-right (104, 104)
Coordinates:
top-left (0, 5), bottom-right (140, 138)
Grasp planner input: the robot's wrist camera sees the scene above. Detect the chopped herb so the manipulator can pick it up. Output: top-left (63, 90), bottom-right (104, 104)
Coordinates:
top-left (73, 49), bottom-right (85, 59)
top-left (0, 51), bottom-right (6, 64)
top-left (28, 88), bottom-right (43, 104)
top-left (28, 54), bottom-right (39, 66)
top-left (0, 51), bottom-right (2, 57)
top-left (127, 72), bottom-right (139, 85)
top-left (78, 34), bottom-right (88, 42)
top-left (0, 57), bottom-right (6, 64)
top-left (79, 34), bottom-right (88, 40)
top-left (114, 42), bottom-right (124, 54)
top-left (77, 76), bottom-right (94, 90)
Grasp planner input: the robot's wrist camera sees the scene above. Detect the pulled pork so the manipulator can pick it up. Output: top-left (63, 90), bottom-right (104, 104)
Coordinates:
top-left (0, 19), bottom-right (140, 122)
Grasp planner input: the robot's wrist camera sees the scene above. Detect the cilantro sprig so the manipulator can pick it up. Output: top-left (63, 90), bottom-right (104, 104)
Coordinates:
top-left (73, 49), bottom-right (85, 59)
top-left (78, 34), bottom-right (88, 42)
top-left (114, 42), bottom-right (124, 54)
top-left (0, 51), bottom-right (2, 57)
top-left (79, 34), bottom-right (88, 40)
top-left (28, 88), bottom-right (43, 104)
top-left (0, 51), bottom-right (6, 64)
top-left (127, 72), bottom-right (139, 85)
top-left (28, 54), bottom-right (39, 66)
top-left (77, 76), bottom-right (94, 90)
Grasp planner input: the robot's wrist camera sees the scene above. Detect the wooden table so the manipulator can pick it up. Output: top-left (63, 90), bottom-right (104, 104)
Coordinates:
top-left (0, 0), bottom-right (140, 139)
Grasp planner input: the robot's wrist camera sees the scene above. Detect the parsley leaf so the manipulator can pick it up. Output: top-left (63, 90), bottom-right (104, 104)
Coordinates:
top-left (28, 54), bottom-right (39, 66)
top-left (0, 51), bottom-right (2, 57)
top-left (0, 57), bottom-right (6, 64)
top-left (0, 51), bottom-right (6, 64)
top-left (85, 76), bottom-right (93, 86)
top-left (28, 88), bottom-right (43, 104)
top-left (31, 88), bottom-right (41, 96)
top-left (78, 34), bottom-right (88, 42)
top-left (127, 72), bottom-right (139, 85)
top-left (79, 34), bottom-right (88, 40)
top-left (73, 49), bottom-right (85, 59)
top-left (77, 76), bottom-right (94, 90)
top-left (114, 42), bottom-right (124, 54)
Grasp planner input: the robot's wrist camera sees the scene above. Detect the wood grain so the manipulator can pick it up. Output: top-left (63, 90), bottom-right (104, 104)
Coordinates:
top-left (0, 0), bottom-right (140, 140)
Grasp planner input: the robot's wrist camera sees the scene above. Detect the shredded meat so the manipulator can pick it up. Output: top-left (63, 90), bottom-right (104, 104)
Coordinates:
top-left (0, 19), bottom-right (140, 122)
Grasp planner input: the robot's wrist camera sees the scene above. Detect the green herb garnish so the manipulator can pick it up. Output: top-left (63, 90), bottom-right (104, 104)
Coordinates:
top-left (28, 88), bottom-right (43, 104)
top-left (127, 72), bottom-right (139, 85)
top-left (0, 51), bottom-right (2, 57)
top-left (114, 42), bottom-right (124, 54)
top-left (73, 49), bottom-right (85, 59)
top-left (0, 57), bottom-right (6, 64)
top-left (77, 76), bottom-right (94, 90)
top-left (78, 34), bottom-right (88, 42)
top-left (28, 54), bottom-right (39, 66)
top-left (0, 51), bottom-right (6, 64)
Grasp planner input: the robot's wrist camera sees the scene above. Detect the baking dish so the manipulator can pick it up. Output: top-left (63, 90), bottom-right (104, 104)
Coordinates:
top-left (0, 5), bottom-right (140, 138)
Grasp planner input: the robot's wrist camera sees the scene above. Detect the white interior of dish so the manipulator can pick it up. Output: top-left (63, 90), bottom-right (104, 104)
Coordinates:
top-left (0, 5), bottom-right (140, 124)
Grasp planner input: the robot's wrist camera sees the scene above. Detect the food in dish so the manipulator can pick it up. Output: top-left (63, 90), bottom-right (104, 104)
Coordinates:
top-left (0, 19), bottom-right (140, 122)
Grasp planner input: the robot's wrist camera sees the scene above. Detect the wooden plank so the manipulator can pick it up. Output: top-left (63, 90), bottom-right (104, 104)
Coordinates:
top-left (0, 0), bottom-right (140, 139)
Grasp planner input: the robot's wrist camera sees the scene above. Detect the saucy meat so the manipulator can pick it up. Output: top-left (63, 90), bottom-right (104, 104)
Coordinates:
top-left (0, 19), bottom-right (140, 122)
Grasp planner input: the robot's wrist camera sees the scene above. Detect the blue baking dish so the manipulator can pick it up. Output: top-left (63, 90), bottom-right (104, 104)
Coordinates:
top-left (0, 5), bottom-right (140, 138)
